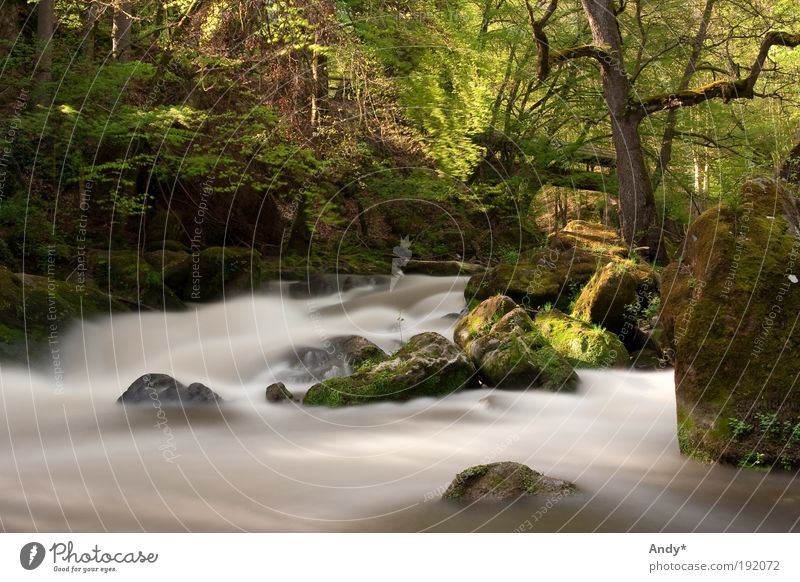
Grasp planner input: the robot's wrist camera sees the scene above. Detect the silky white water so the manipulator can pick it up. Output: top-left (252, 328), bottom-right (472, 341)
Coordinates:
top-left (1, 275), bottom-right (798, 532)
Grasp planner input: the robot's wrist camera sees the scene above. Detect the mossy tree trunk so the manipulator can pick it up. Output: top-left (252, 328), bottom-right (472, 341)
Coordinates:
top-left (526, 0), bottom-right (799, 263)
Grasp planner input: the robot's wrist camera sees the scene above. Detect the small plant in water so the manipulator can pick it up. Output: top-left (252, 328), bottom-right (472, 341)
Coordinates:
top-left (396, 309), bottom-right (406, 343)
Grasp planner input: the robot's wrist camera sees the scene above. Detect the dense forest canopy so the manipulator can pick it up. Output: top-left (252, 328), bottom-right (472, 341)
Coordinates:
top-left (1, 0), bottom-right (799, 268)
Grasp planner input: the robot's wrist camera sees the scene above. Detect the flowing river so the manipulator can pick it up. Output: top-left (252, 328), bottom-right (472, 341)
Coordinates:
top-left (1, 275), bottom-right (798, 532)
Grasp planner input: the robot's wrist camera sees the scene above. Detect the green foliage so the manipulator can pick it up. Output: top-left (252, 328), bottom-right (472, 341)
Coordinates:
top-left (728, 417), bottom-right (754, 440)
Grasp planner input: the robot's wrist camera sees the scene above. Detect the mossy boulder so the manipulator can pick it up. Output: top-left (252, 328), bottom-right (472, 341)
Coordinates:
top-left (145, 209), bottom-right (187, 249)
top-left (453, 295), bottom-right (518, 347)
top-left (547, 220), bottom-right (628, 257)
top-left (0, 266), bottom-right (128, 360)
top-left (454, 296), bottom-right (577, 391)
top-left (88, 250), bottom-right (184, 310)
top-left (303, 332), bottom-right (478, 407)
top-left (182, 247), bottom-right (264, 301)
top-left (143, 249), bottom-right (192, 291)
top-left (571, 259), bottom-right (659, 343)
top-left (464, 221), bottom-right (626, 310)
top-left (533, 308), bottom-right (629, 368)
top-left (442, 461), bottom-right (577, 502)
top-left (660, 178), bottom-right (800, 469)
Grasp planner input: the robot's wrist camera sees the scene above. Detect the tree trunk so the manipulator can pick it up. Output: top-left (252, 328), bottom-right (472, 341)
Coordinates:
top-left (651, 0), bottom-right (716, 190)
top-left (782, 140), bottom-right (800, 184)
top-left (0, 0), bottom-right (27, 59)
top-left (36, 0), bottom-right (54, 86)
top-left (580, 0), bottom-right (663, 261)
top-left (83, 2), bottom-right (102, 60)
top-left (112, 1), bottom-right (132, 63)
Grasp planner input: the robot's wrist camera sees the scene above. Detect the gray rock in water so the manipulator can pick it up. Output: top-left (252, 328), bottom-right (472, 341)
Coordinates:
top-left (329, 335), bottom-right (388, 369)
top-left (442, 461), bottom-right (576, 503)
top-left (278, 335), bottom-right (388, 383)
top-left (266, 382), bottom-right (295, 403)
top-left (118, 373), bottom-right (222, 404)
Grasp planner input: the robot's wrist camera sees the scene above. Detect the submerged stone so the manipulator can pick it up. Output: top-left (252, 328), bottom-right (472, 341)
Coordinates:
top-left (442, 461), bottom-right (577, 502)
top-left (118, 373), bottom-right (222, 404)
top-left (266, 382), bottom-right (295, 403)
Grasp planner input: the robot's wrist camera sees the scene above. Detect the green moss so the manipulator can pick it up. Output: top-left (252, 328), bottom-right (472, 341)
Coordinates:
top-left (465, 248), bottom-right (602, 310)
top-left (533, 308), bottom-right (629, 368)
top-left (663, 182), bottom-right (800, 468)
top-left (548, 220), bottom-right (628, 257)
top-left (304, 332), bottom-right (477, 407)
top-left (0, 266), bottom-right (130, 361)
top-left (572, 259), bottom-right (657, 337)
top-left (676, 408), bottom-right (714, 464)
top-left (453, 295), bottom-right (516, 348)
top-left (455, 297), bottom-right (578, 391)
top-left (184, 247), bottom-right (264, 301)
top-left (89, 250), bottom-right (184, 309)
top-left (476, 326), bottom-right (576, 391)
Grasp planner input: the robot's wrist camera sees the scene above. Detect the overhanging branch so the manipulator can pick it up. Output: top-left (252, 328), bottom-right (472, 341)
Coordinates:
top-left (525, 0), bottom-right (613, 80)
top-left (632, 31), bottom-right (800, 116)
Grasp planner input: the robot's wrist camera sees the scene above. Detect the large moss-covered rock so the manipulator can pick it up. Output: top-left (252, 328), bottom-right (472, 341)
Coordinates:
top-left (661, 178), bottom-right (800, 469)
top-left (454, 296), bottom-right (577, 391)
top-left (453, 295), bottom-right (518, 347)
top-left (442, 462), bottom-right (577, 502)
top-left (0, 266), bottom-right (128, 360)
top-left (533, 308), bottom-right (629, 368)
top-left (182, 247), bottom-right (264, 301)
top-left (143, 249), bottom-right (192, 290)
top-left (572, 259), bottom-right (659, 341)
top-left (88, 250), bottom-right (184, 309)
top-left (547, 220), bottom-right (628, 257)
top-left (464, 221), bottom-right (626, 310)
top-left (303, 332), bottom-right (478, 407)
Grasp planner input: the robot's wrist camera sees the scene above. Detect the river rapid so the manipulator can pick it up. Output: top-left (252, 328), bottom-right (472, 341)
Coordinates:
top-left (1, 275), bottom-right (798, 532)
